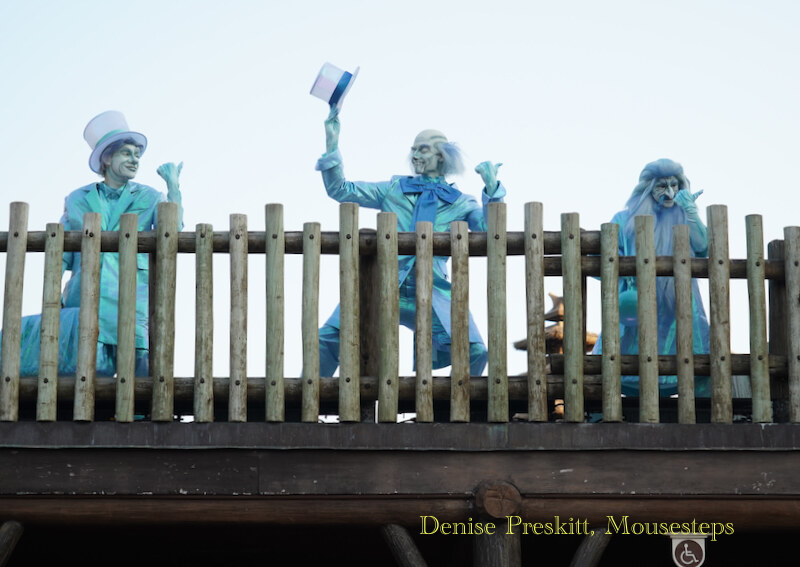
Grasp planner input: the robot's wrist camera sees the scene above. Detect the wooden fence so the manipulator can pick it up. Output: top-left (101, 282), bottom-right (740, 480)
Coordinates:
top-left (1, 200), bottom-right (799, 425)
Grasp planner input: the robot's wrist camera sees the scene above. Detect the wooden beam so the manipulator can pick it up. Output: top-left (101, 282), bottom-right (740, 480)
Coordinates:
top-left (381, 524), bottom-right (428, 567)
top-left (0, 521), bottom-right (23, 567)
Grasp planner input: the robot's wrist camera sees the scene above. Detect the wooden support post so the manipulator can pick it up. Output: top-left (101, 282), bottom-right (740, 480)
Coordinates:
top-left (194, 223), bottom-right (214, 422)
top-left (74, 212), bottom-right (101, 422)
top-left (266, 204), bottom-right (285, 422)
top-left (0, 520), bottom-right (23, 567)
top-left (474, 481), bottom-right (522, 567)
top-left (768, 239), bottom-right (789, 422)
top-left (0, 202), bottom-right (27, 422)
top-left (228, 213), bottom-right (248, 422)
top-left (150, 203), bottom-right (179, 422)
top-left (339, 203), bottom-right (360, 422)
top-left (381, 524), bottom-right (428, 567)
top-left (673, 224), bottom-right (696, 424)
top-left (746, 215), bottom-right (772, 422)
top-left (707, 205), bottom-right (733, 423)
top-left (487, 203), bottom-right (508, 422)
top-left (634, 215), bottom-right (658, 423)
top-left (784, 226), bottom-right (800, 422)
top-left (377, 212), bottom-right (399, 422)
top-left (115, 214), bottom-right (138, 422)
top-left (524, 203), bottom-right (547, 422)
top-left (414, 221), bottom-right (434, 422)
top-left (600, 222), bottom-right (622, 422)
top-left (568, 527), bottom-right (612, 567)
top-left (36, 222), bottom-right (63, 421)
top-left (450, 221), bottom-right (470, 422)
top-left (561, 213), bottom-right (584, 422)
top-left (301, 222), bottom-right (321, 422)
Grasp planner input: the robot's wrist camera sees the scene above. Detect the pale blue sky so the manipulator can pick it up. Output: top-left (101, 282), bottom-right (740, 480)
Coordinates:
top-left (1, 0), bottom-right (798, 377)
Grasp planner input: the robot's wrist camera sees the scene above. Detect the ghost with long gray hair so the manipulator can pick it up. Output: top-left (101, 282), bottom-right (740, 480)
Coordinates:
top-left (592, 158), bottom-right (711, 397)
top-left (314, 105), bottom-right (506, 377)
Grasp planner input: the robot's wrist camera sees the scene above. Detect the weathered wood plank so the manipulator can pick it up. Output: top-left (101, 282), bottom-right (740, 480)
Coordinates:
top-left (265, 204), bottom-right (284, 422)
top-left (414, 221), bottom-right (434, 422)
top-left (115, 214), bottom-right (138, 422)
top-left (600, 222), bottom-right (621, 422)
top-left (746, 215), bottom-right (771, 422)
top-left (73, 212), bottom-right (101, 422)
top-left (36, 223), bottom-right (63, 421)
top-left (377, 213), bottom-right (399, 423)
top-left (338, 203), bottom-right (360, 422)
top-left (561, 213), bottom-right (584, 422)
top-left (524, 203), bottom-right (547, 422)
top-left (301, 222), bottom-right (321, 423)
top-left (194, 223), bottom-right (214, 423)
top-left (450, 221), bottom-right (470, 422)
top-left (673, 224), bottom-right (695, 424)
top-left (707, 205), bottom-right (733, 423)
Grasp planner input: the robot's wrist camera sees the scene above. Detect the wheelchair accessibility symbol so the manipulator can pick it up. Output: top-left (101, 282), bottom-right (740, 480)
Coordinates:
top-left (671, 538), bottom-right (705, 567)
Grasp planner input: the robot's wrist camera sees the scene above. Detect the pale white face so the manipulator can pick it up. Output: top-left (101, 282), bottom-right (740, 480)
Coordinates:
top-left (103, 143), bottom-right (140, 188)
top-left (652, 176), bottom-right (680, 207)
top-left (410, 131), bottom-right (445, 177)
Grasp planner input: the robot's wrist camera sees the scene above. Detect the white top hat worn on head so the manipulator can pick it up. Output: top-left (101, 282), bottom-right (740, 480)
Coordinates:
top-left (310, 62), bottom-right (360, 110)
top-left (83, 110), bottom-right (147, 174)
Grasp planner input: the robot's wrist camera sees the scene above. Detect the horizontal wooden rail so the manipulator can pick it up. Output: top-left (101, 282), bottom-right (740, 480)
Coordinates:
top-left (0, 230), bottom-right (786, 279)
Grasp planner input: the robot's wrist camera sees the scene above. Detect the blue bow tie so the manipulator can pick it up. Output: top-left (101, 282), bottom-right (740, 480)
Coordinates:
top-left (98, 183), bottom-right (122, 201)
top-left (399, 177), bottom-right (462, 226)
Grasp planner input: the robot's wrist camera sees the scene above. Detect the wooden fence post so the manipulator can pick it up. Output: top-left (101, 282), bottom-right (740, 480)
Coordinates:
top-left (414, 221), bottom-right (434, 422)
top-left (600, 222), bottom-right (622, 422)
top-left (194, 223), bottom-right (214, 423)
top-left (338, 203), bottom-right (360, 422)
top-left (524, 202), bottom-right (547, 422)
top-left (487, 202), bottom-right (508, 422)
top-left (0, 202), bottom-right (28, 422)
top-left (634, 215), bottom-right (659, 423)
top-left (73, 212), bottom-right (101, 422)
top-left (36, 222), bottom-right (63, 421)
top-left (746, 215), bottom-right (771, 422)
top-left (768, 240), bottom-right (789, 422)
top-left (301, 222), bottom-right (321, 422)
top-left (115, 213), bottom-right (138, 422)
top-left (377, 212), bottom-right (399, 422)
top-left (228, 213), bottom-right (248, 423)
top-left (266, 204), bottom-right (285, 422)
top-left (150, 202), bottom-right (179, 422)
top-left (707, 205), bottom-right (732, 423)
top-left (673, 224), bottom-right (696, 424)
top-left (450, 221), bottom-right (470, 422)
top-left (561, 213), bottom-right (584, 422)
top-left (783, 226), bottom-right (800, 422)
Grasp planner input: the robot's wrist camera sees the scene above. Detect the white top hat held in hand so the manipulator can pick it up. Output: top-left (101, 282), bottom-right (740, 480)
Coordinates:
top-left (83, 110), bottom-right (147, 174)
top-left (310, 62), bottom-right (360, 110)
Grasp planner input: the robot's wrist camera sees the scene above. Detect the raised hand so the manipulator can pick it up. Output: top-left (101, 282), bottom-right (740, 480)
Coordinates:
top-left (674, 189), bottom-right (703, 219)
top-left (475, 161), bottom-right (503, 193)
